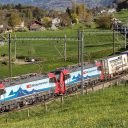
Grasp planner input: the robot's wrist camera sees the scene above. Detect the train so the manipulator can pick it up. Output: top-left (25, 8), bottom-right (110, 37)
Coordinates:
top-left (0, 52), bottom-right (128, 112)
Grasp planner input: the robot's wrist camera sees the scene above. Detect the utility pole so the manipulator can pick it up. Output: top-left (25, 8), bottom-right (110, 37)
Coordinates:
top-left (14, 35), bottom-right (17, 61)
top-left (8, 33), bottom-right (12, 84)
top-left (80, 30), bottom-right (84, 95)
top-left (124, 27), bottom-right (127, 49)
top-left (112, 24), bottom-right (115, 55)
top-left (64, 34), bottom-right (67, 62)
top-left (116, 24), bottom-right (119, 41)
top-left (78, 30), bottom-right (81, 63)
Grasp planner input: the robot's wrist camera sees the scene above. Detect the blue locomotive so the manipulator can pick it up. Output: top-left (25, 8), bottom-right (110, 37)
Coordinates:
top-left (0, 53), bottom-right (128, 111)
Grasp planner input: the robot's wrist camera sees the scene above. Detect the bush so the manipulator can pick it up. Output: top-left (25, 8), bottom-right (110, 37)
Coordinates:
top-left (95, 14), bottom-right (113, 29)
top-left (2, 61), bottom-right (7, 65)
top-left (17, 55), bottom-right (26, 59)
top-left (1, 53), bottom-right (7, 57)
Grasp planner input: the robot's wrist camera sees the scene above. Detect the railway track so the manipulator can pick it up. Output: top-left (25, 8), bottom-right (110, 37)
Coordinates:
top-left (0, 72), bottom-right (128, 116)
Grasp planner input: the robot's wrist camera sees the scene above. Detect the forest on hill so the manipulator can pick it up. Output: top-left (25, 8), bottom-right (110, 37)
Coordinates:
top-left (0, 0), bottom-right (119, 10)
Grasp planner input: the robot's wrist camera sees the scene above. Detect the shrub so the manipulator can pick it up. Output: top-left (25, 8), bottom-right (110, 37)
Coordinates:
top-left (95, 14), bottom-right (113, 29)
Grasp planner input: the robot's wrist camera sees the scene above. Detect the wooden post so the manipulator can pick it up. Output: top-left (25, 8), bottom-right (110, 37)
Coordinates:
top-left (102, 83), bottom-right (104, 90)
top-left (5, 116), bottom-right (8, 123)
top-left (44, 102), bottom-right (48, 112)
top-left (27, 108), bottom-right (30, 117)
top-left (91, 82), bottom-right (94, 92)
top-left (75, 89), bottom-right (78, 99)
top-left (116, 81), bottom-right (119, 86)
top-left (61, 95), bottom-right (64, 108)
top-left (92, 84), bottom-right (94, 92)
top-left (125, 80), bottom-right (127, 86)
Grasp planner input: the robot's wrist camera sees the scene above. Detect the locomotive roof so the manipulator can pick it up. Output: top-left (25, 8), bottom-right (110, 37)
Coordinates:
top-left (2, 63), bottom-right (97, 87)
top-left (121, 50), bottom-right (128, 54)
top-left (96, 53), bottom-right (127, 60)
top-left (2, 73), bottom-right (48, 87)
top-left (55, 64), bottom-right (96, 73)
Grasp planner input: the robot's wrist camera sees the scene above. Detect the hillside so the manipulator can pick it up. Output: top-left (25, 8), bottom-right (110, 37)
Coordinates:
top-left (0, 26), bottom-right (125, 78)
top-left (0, 85), bottom-right (128, 128)
top-left (0, 0), bottom-right (115, 10)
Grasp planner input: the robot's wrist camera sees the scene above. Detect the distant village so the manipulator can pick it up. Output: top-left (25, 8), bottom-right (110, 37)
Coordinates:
top-left (0, 3), bottom-right (120, 34)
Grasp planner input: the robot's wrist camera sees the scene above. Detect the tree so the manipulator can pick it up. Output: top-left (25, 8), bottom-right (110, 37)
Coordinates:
top-left (60, 13), bottom-right (72, 27)
top-left (33, 7), bottom-right (44, 20)
top-left (66, 7), bottom-right (71, 16)
top-left (42, 17), bottom-right (52, 28)
top-left (70, 13), bottom-right (78, 23)
top-left (15, 3), bottom-right (22, 10)
top-left (76, 4), bottom-right (85, 17)
top-left (70, 2), bottom-right (92, 23)
top-left (6, 4), bottom-right (12, 10)
top-left (95, 14), bottom-right (113, 29)
top-left (27, 9), bottom-right (33, 19)
top-left (8, 13), bottom-right (22, 27)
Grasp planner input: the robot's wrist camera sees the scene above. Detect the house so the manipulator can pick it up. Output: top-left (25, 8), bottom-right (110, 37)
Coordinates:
top-left (4, 26), bottom-right (13, 33)
top-left (52, 18), bottom-right (60, 26)
top-left (0, 40), bottom-right (4, 46)
top-left (29, 20), bottom-right (45, 31)
top-left (0, 24), bottom-right (12, 34)
top-left (0, 25), bottom-right (3, 29)
top-left (100, 10), bottom-right (107, 14)
top-left (14, 21), bottom-right (25, 31)
top-left (108, 8), bottom-right (116, 14)
top-left (111, 18), bottom-right (122, 28)
top-left (0, 24), bottom-right (4, 33)
top-left (99, 8), bottom-right (116, 15)
top-left (51, 18), bottom-right (60, 30)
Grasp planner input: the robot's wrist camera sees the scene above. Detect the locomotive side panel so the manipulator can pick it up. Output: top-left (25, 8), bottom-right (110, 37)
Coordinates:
top-left (65, 66), bottom-right (101, 85)
top-left (107, 54), bottom-right (128, 75)
top-left (0, 78), bottom-right (55, 103)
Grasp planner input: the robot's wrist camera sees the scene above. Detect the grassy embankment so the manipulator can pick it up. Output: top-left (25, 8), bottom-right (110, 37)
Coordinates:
top-left (115, 9), bottom-right (128, 25)
top-left (0, 24), bottom-right (126, 78)
top-left (0, 85), bottom-right (128, 128)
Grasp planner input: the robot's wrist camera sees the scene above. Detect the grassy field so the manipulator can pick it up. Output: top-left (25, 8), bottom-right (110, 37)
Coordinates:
top-left (0, 24), bottom-right (126, 78)
top-left (115, 9), bottom-right (128, 25)
top-left (0, 85), bottom-right (128, 128)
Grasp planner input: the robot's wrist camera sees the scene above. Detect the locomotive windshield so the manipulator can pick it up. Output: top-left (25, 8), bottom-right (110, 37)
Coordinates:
top-left (49, 78), bottom-right (56, 83)
top-left (0, 89), bottom-right (6, 95)
top-left (0, 83), bottom-right (6, 95)
top-left (50, 71), bottom-right (61, 81)
top-left (54, 71), bottom-right (61, 81)
top-left (64, 74), bottom-right (70, 80)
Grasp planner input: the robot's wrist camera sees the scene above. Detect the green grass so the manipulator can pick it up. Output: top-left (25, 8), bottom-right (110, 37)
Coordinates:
top-left (0, 85), bottom-right (128, 128)
top-left (115, 9), bottom-right (128, 25)
top-left (0, 24), bottom-right (126, 78)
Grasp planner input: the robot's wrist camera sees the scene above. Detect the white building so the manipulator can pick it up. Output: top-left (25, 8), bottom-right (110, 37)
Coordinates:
top-left (51, 18), bottom-right (60, 30)
top-left (14, 21), bottom-right (24, 30)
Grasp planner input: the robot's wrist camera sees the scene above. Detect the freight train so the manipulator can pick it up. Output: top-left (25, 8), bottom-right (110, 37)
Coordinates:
top-left (0, 52), bottom-right (128, 112)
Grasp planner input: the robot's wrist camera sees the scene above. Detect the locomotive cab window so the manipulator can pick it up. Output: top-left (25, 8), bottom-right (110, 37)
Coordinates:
top-left (97, 66), bottom-right (102, 71)
top-left (49, 78), bottom-right (56, 83)
top-left (0, 89), bottom-right (6, 95)
top-left (64, 74), bottom-right (71, 80)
